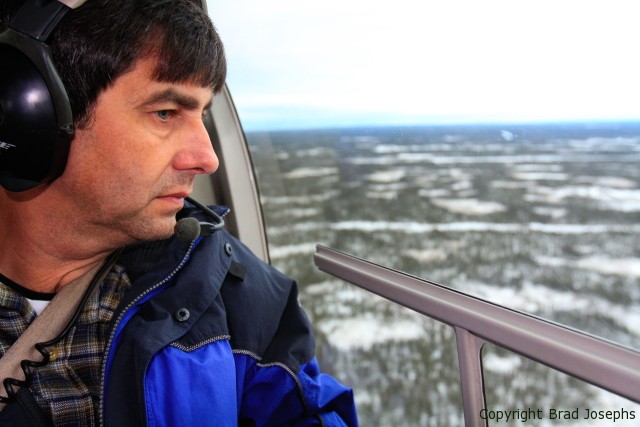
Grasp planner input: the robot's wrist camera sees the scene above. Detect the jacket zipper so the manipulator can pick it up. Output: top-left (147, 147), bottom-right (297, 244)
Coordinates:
top-left (98, 238), bottom-right (197, 427)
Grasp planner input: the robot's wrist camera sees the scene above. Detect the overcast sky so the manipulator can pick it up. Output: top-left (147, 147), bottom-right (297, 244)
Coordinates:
top-left (208, 0), bottom-right (640, 131)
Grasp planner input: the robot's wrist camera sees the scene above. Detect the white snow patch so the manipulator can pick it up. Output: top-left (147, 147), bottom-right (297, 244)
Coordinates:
top-left (418, 188), bottom-right (451, 198)
top-left (536, 255), bottom-right (640, 278)
top-left (269, 243), bottom-right (317, 259)
top-left (512, 172), bottom-right (569, 181)
top-left (529, 185), bottom-right (640, 212)
top-left (403, 249), bottom-right (448, 263)
top-left (532, 206), bottom-right (567, 219)
top-left (575, 176), bottom-right (637, 188)
top-left (482, 352), bottom-right (522, 374)
top-left (366, 169), bottom-right (406, 183)
top-left (284, 167), bottom-right (338, 179)
top-left (431, 198), bottom-right (507, 215)
top-left (319, 317), bottom-right (424, 351)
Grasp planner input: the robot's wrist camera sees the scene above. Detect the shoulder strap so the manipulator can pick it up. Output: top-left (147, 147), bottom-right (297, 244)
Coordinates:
top-left (0, 252), bottom-right (118, 409)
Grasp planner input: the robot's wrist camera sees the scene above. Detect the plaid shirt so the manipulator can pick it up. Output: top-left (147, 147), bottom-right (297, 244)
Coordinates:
top-left (0, 265), bottom-right (131, 427)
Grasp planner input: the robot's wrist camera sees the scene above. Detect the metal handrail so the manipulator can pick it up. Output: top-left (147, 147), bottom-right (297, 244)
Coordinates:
top-left (314, 245), bottom-right (640, 427)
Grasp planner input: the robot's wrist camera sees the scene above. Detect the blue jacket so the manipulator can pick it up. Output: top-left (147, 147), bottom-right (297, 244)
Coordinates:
top-left (102, 205), bottom-right (358, 427)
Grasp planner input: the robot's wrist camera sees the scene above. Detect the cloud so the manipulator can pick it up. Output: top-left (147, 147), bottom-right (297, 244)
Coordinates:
top-left (208, 0), bottom-right (640, 130)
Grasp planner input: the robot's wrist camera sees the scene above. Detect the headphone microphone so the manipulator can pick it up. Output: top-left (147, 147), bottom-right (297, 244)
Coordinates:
top-left (173, 197), bottom-right (225, 242)
top-left (0, 0), bottom-right (87, 192)
top-left (174, 217), bottom-right (202, 242)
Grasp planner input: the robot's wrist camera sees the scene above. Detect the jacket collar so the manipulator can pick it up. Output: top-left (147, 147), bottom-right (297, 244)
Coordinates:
top-left (118, 204), bottom-right (230, 285)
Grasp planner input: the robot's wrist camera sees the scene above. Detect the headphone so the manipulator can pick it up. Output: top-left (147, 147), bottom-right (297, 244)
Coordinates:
top-left (0, 0), bottom-right (86, 192)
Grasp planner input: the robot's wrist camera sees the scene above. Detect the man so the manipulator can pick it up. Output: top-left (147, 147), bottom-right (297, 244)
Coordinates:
top-left (0, 0), bottom-right (358, 426)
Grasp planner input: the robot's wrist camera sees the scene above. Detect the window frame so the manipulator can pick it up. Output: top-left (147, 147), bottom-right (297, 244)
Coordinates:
top-left (194, 84), bottom-right (270, 262)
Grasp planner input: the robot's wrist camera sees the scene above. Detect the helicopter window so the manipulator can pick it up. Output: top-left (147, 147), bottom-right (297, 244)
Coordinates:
top-left (206, 0), bottom-right (640, 425)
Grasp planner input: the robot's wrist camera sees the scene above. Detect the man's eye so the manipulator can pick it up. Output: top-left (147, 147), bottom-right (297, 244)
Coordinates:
top-left (156, 110), bottom-right (173, 120)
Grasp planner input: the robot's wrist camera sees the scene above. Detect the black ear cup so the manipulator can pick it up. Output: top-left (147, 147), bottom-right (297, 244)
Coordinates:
top-left (0, 2), bottom-right (74, 192)
top-left (0, 42), bottom-right (71, 191)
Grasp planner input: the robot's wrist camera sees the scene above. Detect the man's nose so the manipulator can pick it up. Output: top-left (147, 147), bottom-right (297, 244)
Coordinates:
top-left (175, 119), bottom-right (219, 175)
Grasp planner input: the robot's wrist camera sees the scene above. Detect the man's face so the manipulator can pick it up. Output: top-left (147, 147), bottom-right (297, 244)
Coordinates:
top-left (48, 56), bottom-right (219, 245)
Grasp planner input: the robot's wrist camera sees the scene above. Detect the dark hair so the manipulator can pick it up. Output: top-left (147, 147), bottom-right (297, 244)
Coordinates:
top-left (2, 0), bottom-right (226, 128)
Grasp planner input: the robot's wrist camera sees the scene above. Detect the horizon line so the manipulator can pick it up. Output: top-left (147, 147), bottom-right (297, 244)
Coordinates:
top-left (241, 118), bottom-right (640, 133)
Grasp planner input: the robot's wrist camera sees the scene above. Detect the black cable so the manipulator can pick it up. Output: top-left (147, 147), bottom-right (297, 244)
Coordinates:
top-left (185, 196), bottom-right (225, 232)
top-left (0, 248), bottom-right (122, 404)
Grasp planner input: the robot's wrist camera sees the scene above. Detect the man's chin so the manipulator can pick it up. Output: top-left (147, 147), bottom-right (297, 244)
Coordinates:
top-left (125, 216), bottom-right (178, 243)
